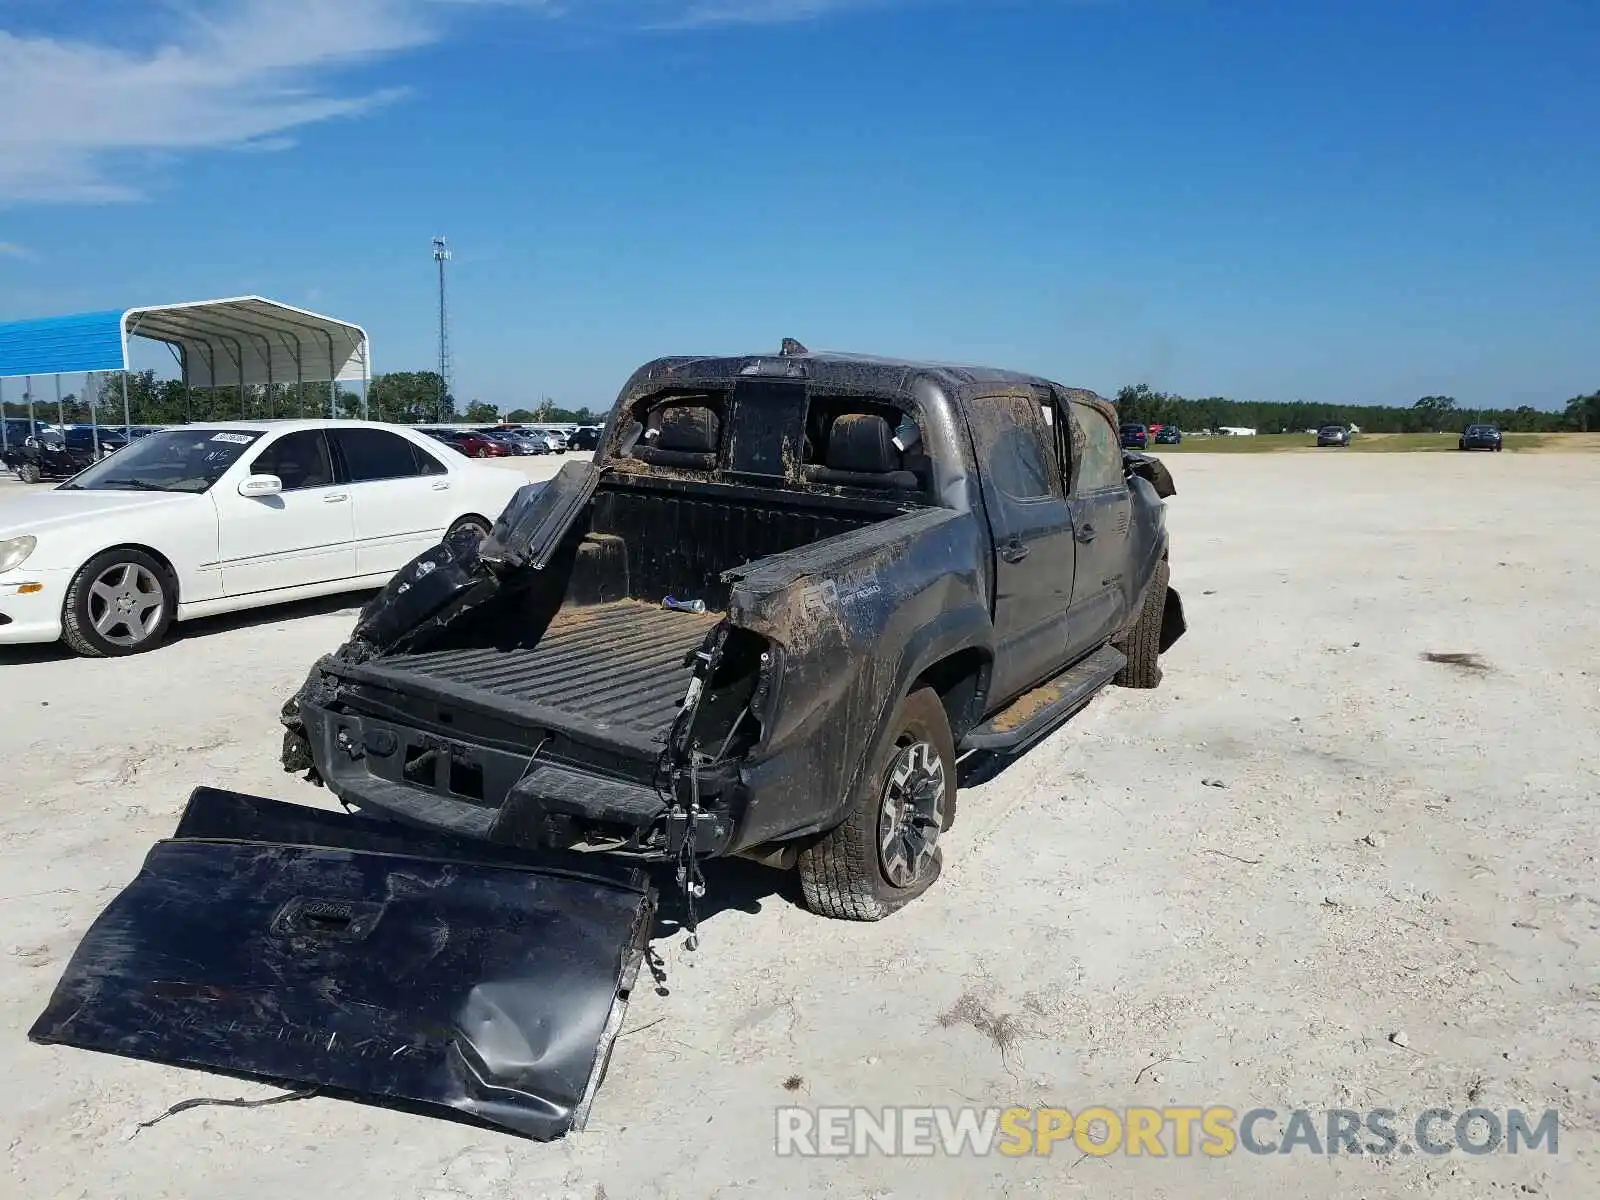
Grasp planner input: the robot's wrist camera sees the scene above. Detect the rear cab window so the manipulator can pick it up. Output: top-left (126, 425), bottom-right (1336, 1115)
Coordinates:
top-left (969, 392), bottom-right (1061, 501)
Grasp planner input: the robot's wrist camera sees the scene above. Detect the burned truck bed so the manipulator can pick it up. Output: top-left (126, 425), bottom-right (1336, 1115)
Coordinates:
top-left (343, 599), bottom-right (721, 757)
top-left (290, 459), bottom-right (922, 854)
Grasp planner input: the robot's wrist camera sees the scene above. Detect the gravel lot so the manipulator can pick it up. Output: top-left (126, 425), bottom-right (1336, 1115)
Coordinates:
top-left (2, 451), bottom-right (1596, 1199)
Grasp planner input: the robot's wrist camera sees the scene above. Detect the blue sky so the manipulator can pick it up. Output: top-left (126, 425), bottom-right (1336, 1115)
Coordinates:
top-left (0, 0), bottom-right (1595, 411)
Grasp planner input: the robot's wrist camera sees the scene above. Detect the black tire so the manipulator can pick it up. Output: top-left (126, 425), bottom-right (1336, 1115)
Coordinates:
top-left (1115, 558), bottom-right (1169, 689)
top-left (798, 687), bottom-right (957, 921)
top-left (61, 548), bottom-right (176, 657)
top-left (18, 462), bottom-right (41, 484)
top-left (475, 447), bottom-right (489, 458)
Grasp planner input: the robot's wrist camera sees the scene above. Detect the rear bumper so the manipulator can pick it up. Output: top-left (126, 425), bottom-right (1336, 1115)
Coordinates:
top-left (0, 570), bottom-right (68, 644)
top-left (299, 701), bottom-right (746, 860)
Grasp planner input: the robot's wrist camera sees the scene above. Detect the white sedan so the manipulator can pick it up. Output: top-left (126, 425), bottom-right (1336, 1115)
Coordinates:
top-left (0, 420), bottom-right (528, 656)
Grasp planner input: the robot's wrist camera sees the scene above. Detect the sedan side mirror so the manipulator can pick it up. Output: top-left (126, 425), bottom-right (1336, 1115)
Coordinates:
top-left (239, 473), bottom-right (283, 497)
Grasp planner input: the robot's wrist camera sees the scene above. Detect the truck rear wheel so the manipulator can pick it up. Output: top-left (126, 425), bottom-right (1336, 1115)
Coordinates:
top-left (798, 687), bottom-right (956, 921)
top-left (1115, 558), bottom-right (1169, 689)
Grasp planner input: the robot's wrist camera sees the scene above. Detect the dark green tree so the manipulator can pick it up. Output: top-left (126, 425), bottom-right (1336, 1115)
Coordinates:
top-left (1564, 390), bottom-right (1599, 432)
top-left (367, 371), bottom-right (453, 424)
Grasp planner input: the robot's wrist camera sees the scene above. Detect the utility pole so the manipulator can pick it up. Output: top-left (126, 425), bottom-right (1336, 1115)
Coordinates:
top-left (433, 236), bottom-right (452, 423)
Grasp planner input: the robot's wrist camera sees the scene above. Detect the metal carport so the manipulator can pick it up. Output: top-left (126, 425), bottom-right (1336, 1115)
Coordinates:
top-left (0, 296), bottom-right (371, 454)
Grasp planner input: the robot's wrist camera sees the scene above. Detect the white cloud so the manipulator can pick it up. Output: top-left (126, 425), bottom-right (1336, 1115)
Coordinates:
top-left (0, 242), bottom-right (34, 259)
top-left (0, 0), bottom-right (432, 204)
top-left (0, 0), bottom-right (912, 205)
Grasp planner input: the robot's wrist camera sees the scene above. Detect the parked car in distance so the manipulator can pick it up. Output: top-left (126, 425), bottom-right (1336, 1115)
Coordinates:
top-left (0, 420), bottom-right (526, 657)
top-left (525, 427), bottom-right (568, 454)
top-left (2, 417), bottom-right (46, 447)
top-left (1120, 422), bottom-right (1149, 449)
top-left (2, 427), bottom-right (129, 483)
top-left (1459, 424), bottom-right (1503, 452)
top-left (498, 431), bottom-right (551, 456)
top-left (438, 430), bottom-right (508, 458)
top-left (1153, 426), bottom-right (1182, 445)
top-left (63, 427), bottom-right (130, 454)
top-left (1316, 424), bottom-right (1352, 447)
top-left (474, 430), bottom-right (536, 457)
top-left (567, 425), bottom-right (603, 451)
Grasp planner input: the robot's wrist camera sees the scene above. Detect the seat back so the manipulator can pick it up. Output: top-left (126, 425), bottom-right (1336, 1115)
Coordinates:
top-left (633, 405), bottom-right (720, 469)
top-left (802, 413), bottom-right (918, 491)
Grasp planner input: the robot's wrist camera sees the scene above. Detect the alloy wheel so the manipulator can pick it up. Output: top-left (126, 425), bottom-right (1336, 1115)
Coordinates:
top-left (877, 740), bottom-right (947, 888)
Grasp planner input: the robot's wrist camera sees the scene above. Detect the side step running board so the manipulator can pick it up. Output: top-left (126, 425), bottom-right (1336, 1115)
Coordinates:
top-left (960, 645), bottom-right (1126, 754)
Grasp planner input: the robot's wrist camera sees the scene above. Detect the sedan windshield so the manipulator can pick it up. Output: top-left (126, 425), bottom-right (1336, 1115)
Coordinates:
top-left (1320, 426), bottom-right (1345, 434)
top-left (57, 428), bottom-right (265, 493)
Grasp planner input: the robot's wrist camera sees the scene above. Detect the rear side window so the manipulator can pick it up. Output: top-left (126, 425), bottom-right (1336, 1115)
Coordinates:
top-left (331, 428), bottom-right (433, 482)
top-left (412, 440), bottom-right (447, 475)
top-left (974, 394), bottom-right (1056, 500)
top-left (251, 430), bottom-right (335, 491)
top-left (1072, 402), bottom-right (1125, 493)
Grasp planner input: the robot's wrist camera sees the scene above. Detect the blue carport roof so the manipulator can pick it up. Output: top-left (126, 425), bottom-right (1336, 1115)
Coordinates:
top-left (0, 297), bottom-right (370, 385)
top-left (0, 310), bottom-right (128, 379)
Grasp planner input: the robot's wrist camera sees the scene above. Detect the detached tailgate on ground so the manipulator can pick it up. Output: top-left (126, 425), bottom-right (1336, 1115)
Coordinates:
top-left (28, 788), bottom-right (656, 1140)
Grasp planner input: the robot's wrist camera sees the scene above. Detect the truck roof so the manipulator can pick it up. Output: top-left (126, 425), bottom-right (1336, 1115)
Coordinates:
top-left (623, 348), bottom-right (1111, 416)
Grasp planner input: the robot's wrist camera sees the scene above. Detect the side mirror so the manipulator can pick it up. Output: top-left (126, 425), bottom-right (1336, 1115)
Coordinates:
top-left (239, 473), bottom-right (283, 498)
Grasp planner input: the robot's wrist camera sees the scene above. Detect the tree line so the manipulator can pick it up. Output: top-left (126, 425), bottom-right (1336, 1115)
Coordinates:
top-left (0, 370), bottom-right (605, 429)
top-left (5, 368), bottom-right (1593, 434)
top-left (1114, 384), bottom-right (1600, 434)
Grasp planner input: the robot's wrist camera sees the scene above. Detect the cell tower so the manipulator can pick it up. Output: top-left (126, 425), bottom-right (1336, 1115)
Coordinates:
top-left (432, 236), bottom-right (452, 420)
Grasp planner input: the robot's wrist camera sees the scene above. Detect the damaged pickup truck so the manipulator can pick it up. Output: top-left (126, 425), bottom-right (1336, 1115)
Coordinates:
top-left (29, 344), bottom-right (1185, 1143)
top-left (282, 343), bottom-right (1185, 921)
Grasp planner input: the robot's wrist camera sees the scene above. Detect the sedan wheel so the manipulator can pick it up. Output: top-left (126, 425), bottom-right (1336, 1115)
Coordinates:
top-left (61, 550), bottom-right (175, 657)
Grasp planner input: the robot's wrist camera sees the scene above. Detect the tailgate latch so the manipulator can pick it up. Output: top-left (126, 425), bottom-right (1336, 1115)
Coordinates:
top-left (271, 897), bottom-right (384, 943)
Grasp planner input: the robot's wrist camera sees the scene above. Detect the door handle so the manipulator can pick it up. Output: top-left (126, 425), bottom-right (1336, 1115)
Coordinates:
top-left (324, 493), bottom-right (349, 503)
top-left (999, 538), bottom-right (1030, 564)
top-left (431, 480), bottom-right (450, 491)
top-left (1075, 523), bottom-right (1097, 543)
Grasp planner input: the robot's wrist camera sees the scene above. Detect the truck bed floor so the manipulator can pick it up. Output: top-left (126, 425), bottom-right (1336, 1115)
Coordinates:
top-left (364, 599), bottom-right (720, 753)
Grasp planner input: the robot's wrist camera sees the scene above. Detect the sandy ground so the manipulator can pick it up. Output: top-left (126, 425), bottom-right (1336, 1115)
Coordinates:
top-left (2, 452), bottom-right (1596, 1199)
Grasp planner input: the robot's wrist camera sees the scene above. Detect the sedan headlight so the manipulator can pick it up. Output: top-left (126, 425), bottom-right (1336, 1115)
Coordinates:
top-left (0, 534), bottom-right (37, 573)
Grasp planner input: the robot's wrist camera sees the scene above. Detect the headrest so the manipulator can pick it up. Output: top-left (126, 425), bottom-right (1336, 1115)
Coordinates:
top-left (652, 406), bottom-right (719, 454)
top-left (826, 414), bottom-right (898, 474)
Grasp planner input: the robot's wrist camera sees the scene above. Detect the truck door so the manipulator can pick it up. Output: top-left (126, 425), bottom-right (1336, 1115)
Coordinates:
top-left (968, 391), bottom-right (1078, 706)
top-left (1065, 397), bottom-right (1134, 654)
